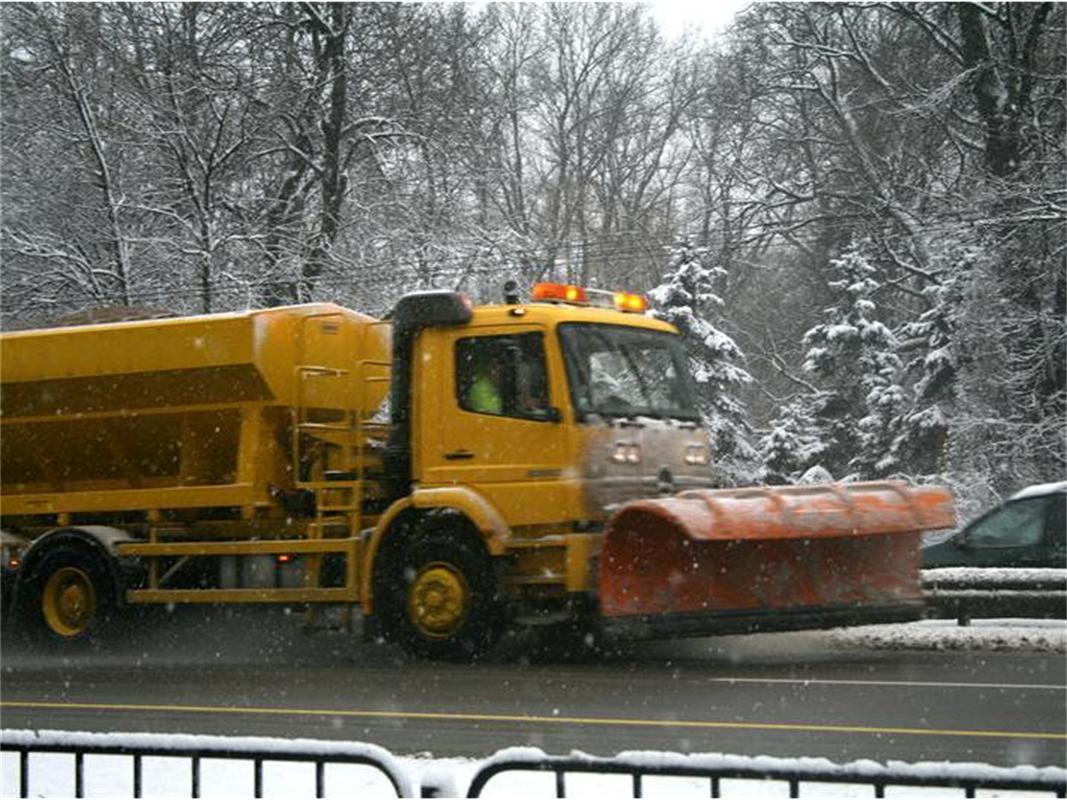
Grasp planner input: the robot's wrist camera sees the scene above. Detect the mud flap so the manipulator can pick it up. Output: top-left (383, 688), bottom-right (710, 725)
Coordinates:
top-left (598, 482), bottom-right (954, 625)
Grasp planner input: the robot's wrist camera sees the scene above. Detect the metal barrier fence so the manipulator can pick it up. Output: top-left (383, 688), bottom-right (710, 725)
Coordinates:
top-left (4, 730), bottom-right (1066, 799)
top-left (923, 568), bottom-right (1067, 625)
top-left (466, 751), bottom-right (1067, 798)
top-left (0, 729), bottom-right (411, 798)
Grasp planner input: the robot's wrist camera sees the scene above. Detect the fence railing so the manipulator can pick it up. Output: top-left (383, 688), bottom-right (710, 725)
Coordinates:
top-left (0, 729), bottom-right (412, 798)
top-left (466, 749), bottom-right (1067, 798)
top-left (4, 730), bottom-right (1066, 799)
top-left (923, 567), bottom-right (1067, 625)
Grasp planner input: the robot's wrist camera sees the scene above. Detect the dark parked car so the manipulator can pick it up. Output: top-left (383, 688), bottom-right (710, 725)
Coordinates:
top-left (923, 482), bottom-right (1066, 568)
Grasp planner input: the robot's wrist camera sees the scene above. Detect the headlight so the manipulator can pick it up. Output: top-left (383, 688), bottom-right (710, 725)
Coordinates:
top-left (611, 442), bottom-right (642, 464)
top-left (684, 443), bottom-right (711, 465)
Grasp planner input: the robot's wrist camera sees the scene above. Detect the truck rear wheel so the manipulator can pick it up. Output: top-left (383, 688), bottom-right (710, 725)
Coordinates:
top-left (24, 545), bottom-right (115, 643)
top-left (380, 531), bottom-right (502, 661)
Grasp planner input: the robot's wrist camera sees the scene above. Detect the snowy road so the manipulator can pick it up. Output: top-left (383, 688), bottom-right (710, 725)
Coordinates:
top-left (2, 609), bottom-right (1064, 769)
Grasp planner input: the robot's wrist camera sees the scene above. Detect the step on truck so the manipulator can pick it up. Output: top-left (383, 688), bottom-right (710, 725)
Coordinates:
top-left (0, 283), bottom-right (955, 660)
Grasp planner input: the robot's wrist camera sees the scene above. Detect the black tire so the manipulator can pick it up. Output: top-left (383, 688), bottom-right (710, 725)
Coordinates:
top-left (377, 527), bottom-right (502, 662)
top-left (21, 544), bottom-right (115, 645)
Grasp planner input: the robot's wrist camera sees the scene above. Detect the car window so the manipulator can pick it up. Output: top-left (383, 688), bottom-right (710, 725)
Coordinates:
top-left (965, 497), bottom-right (1047, 549)
top-left (1046, 495), bottom-right (1066, 545)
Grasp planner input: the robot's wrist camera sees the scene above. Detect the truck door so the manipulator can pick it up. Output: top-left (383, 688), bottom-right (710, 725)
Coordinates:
top-left (419, 325), bottom-right (573, 527)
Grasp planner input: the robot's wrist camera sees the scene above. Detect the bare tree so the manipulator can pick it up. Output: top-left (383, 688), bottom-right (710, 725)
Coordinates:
top-left (2, 4), bottom-right (135, 316)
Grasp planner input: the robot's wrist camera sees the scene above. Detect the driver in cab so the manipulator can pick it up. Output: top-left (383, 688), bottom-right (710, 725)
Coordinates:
top-left (468, 359), bottom-right (504, 415)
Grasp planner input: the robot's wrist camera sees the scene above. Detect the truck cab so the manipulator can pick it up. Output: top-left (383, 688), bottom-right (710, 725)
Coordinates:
top-left (363, 284), bottom-right (715, 656)
top-left (409, 287), bottom-right (716, 531)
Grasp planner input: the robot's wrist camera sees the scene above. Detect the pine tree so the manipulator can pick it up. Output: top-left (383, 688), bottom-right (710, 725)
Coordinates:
top-left (890, 254), bottom-right (965, 478)
top-left (759, 398), bottom-right (826, 483)
top-left (798, 241), bottom-right (904, 478)
top-left (648, 238), bottom-right (755, 484)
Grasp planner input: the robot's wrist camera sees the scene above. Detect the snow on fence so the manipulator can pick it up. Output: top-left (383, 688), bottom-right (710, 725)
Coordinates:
top-left (922, 568), bottom-right (1067, 626)
top-left (468, 748), bottom-right (1067, 798)
top-left (3, 730), bottom-right (1066, 799)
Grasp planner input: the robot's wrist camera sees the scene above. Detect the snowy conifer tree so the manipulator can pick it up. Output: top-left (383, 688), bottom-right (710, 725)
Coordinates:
top-left (797, 242), bottom-right (904, 479)
top-left (759, 398), bottom-right (827, 483)
top-left (648, 238), bottom-right (755, 484)
top-left (890, 264), bottom-right (963, 477)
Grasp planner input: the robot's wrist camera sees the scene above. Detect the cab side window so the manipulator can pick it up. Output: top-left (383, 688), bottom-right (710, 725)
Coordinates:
top-left (965, 497), bottom-right (1047, 548)
top-left (456, 333), bottom-right (551, 420)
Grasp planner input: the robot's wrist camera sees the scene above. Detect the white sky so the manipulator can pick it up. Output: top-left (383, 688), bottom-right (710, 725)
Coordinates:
top-left (464, 2), bottom-right (754, 41)
top-left (647, 0), bottom-right (754, 40)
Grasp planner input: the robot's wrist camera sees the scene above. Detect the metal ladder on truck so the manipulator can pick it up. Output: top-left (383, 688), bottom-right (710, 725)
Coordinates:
top-left (293, 312), bottom-right (391, 630)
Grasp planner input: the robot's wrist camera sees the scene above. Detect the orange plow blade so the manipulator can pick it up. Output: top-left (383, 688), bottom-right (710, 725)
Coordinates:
top-left (598, 482), bottom-right (955, 636)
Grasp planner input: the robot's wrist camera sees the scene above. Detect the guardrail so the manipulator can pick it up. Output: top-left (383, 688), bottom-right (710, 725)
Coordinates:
top-left (466, 749), bottom-right (1067, 798)
top-left (0, 729), bottom-right (412, 798)
top-left (923, 568), bottom-right (1067, 625)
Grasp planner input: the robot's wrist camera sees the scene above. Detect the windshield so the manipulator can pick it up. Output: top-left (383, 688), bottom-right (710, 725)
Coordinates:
top-left (558, 322), bottom-right (699, 422)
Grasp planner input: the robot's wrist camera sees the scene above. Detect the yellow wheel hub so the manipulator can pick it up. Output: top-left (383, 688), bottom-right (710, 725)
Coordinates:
top-left (42, 566), bottom-right (97, 638)
top-left (407, 562), bottom-right (469, 638)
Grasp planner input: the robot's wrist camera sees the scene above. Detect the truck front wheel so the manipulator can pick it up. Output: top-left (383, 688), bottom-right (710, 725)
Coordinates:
top-left (381, 532), bottom-right (502, 661)
top-left (25, 546), bottom-right (115, 643)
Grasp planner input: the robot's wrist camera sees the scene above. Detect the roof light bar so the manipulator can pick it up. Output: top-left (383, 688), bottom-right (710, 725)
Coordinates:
top-left (531, 283), bottom-right (649, 313)
top-left (532, 283), bottom-right (588, 304)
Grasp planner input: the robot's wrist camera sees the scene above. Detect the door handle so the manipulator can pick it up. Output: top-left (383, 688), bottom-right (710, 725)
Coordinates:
top-left (445, 450), bottom-right (475, 461)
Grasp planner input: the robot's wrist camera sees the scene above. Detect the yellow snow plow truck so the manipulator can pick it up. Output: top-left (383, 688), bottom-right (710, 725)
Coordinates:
top-left (0, 284), bottom-right (954, 659)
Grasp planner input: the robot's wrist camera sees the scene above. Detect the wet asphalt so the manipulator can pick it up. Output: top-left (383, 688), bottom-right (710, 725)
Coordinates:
top-left (1, 607), bottom-right (1064, 767)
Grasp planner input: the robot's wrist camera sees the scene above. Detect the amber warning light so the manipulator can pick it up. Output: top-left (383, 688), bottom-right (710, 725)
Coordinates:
top-left (612, 291), bottom-right (649, 313)
top-left (532, 282), bottom-right (587, 303)
top-left (531, 283), bottom-right (648, 313)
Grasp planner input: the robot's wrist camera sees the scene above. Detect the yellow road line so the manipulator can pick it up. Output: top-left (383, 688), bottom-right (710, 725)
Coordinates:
top-left (2, 700), bottom-right (1064, 741)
